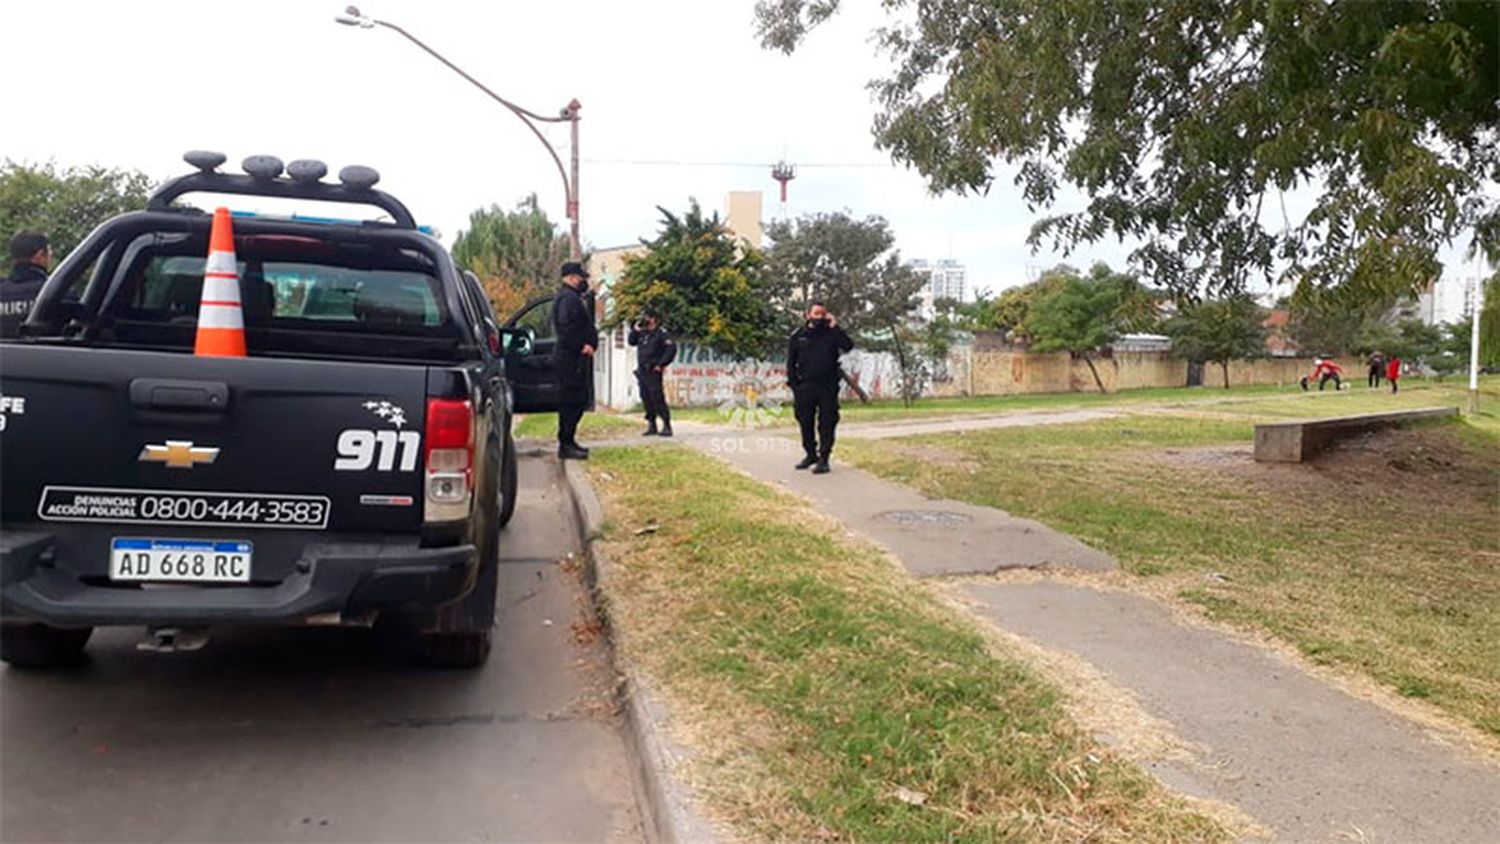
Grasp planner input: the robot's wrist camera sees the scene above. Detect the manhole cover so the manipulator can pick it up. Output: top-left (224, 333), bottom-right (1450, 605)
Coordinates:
top-left (876, 509), bottom-right (972, 526)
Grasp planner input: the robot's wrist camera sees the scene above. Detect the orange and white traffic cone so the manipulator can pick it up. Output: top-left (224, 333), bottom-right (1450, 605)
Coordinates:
top-left (194, 207), bottom-right (246, 358)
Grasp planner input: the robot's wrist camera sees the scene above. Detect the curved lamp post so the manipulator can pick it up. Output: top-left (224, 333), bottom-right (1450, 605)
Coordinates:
top-left (336, 6), bottom-right (582, 259)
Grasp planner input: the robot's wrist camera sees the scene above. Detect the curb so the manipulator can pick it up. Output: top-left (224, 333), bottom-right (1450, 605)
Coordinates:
top-left (558, 458), bottom-right (719, 844)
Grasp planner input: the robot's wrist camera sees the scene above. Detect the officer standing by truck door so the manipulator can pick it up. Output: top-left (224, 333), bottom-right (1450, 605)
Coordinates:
top-left (787, 302), bottom-right (853, 474)
top-left (553, 261), bottom-right (598, 460)
top-left (628, 310), bottom-right (677, 437)
top-left (1, 231), bottom-right (50, 338)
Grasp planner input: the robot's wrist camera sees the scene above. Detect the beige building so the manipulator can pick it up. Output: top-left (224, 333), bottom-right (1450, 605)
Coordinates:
top-left (724, 191), bottom-right (763, 249)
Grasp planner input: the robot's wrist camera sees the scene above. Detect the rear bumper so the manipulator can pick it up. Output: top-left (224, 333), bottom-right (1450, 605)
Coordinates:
top-left (0, 530), bottom-right (477, 627)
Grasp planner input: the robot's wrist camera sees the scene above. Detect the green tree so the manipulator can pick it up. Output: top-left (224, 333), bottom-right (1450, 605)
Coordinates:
top-left (1395, 319), bottom-right (1445, 363)
top-left (765, 211), bottom-right (932, 403)
top-left (0, 160), bottom-right (153, 260)
top-left (764, 211), bottom-right (926, 334)
top-left (1165, 296), bottom-right (1268, 389)
top-left (609, 201), bottom-right (776, 359)
top-left (1025, 265), bottom-right (1152, 392)
top-left (451, 194), bottom-right (572, 316)
top-left (1289, 290), bottom-right (1386, 355)
top-left (1482, 275), bottom-right (1500, 370)
top-left (1432, 320), bottom-right (1473, 377)
top-left (756, 1), bottom-right (1500, 303)
top-left (934, 293), bottom-right (995, 332)
top-left (991, 272), bottom-right (1068, 340)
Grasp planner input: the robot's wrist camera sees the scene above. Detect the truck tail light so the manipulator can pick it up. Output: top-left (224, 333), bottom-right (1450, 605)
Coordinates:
top-left (424, 398), bottom-right (473, 521)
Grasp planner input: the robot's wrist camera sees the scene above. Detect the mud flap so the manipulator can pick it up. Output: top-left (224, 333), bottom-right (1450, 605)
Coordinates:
top-left (420, 558), bottom-right (497, 634)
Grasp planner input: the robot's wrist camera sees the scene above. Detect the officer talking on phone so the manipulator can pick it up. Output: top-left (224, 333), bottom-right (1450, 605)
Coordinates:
top-left (628, 310), bottom-right (676, 436)
top-left (786, 302), bottom-right (853, 474)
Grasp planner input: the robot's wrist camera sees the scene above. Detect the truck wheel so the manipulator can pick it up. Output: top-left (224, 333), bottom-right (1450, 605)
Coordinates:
top-left (498, 433), bottom-right (519, 528)
top-left (1, 624), bottom-right (92, 668)
top-left (419, 629), bottom-right (492, 668)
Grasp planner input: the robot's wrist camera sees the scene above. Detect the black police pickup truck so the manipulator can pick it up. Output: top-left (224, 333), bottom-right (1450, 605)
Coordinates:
top-left (0, 153), bottom-right (565, 668)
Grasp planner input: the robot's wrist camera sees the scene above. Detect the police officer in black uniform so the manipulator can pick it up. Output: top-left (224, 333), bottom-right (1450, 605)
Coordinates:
top-left (787, 302), bottom-right (853, 474)
top-left (552, 261), bottom-right (598, 460)
top-left (628, 310), bottom-right (677, 437)
top-left (1, 230), bottom-right (50, 338)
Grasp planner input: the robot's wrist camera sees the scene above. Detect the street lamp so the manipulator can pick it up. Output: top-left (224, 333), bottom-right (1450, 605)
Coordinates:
top-left (335, 6), bottom-right (582, 260)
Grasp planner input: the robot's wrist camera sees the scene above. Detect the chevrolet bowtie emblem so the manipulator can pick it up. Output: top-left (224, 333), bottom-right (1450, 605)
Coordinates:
top-left (138, 440), bottom-right (220, 469)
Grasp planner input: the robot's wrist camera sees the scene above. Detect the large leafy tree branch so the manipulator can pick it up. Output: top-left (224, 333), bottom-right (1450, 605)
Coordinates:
top-left (452, 194), bottom-right (574, 316)
top-left (0, 161), bottom-right (154, 260)
top-left (756, 0), bottom-right (1500, 302)
top-left (610, 200), bottom-right (778, 359)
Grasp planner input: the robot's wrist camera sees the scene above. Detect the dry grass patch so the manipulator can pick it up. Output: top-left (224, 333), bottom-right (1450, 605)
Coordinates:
top-left (589, 445), bottom-right (1238, 843)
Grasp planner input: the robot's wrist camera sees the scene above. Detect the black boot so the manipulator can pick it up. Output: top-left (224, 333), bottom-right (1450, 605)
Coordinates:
top-left (795, 454), bottom-right (818, 470)
top-left (812, 458), bottom-right (831, 475)
top-left (659, 423), bottom-right (673, 437)
top-left (643, 419), bottom-right (658, 437)
top-left (559, 443), bottom-right (590, 460)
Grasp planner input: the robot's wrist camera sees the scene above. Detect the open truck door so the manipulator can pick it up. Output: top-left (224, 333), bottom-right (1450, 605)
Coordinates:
top-left (501, 294), bottom-right (561, 413)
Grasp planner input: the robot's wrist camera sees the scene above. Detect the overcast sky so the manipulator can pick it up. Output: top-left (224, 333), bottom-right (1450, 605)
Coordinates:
top-left (3, 0), bottom-right (1487, 309)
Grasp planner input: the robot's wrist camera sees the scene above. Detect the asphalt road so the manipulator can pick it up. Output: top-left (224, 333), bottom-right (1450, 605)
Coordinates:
top-left (1, 456), bottom-right (643, 843)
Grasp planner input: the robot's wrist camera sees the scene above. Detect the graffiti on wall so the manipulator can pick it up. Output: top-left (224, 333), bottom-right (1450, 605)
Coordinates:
top-left (663, 345), bottom-right (793, 407)
top-left (658, 343), bottom-right (969, 408)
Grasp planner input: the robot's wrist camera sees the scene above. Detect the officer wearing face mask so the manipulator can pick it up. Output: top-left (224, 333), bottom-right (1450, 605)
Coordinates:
top-left (786, 302), bottom-right (853, 474)
top-left (553, 261), bottom-right (598, 460)
top-left (628, 310), bottom-right (676, 437)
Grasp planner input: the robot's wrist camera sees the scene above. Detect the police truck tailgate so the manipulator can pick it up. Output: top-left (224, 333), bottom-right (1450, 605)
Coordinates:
top-left (2, 344), bottom-right (438, 585)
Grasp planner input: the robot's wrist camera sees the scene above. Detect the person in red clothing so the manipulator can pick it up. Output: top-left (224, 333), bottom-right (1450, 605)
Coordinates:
top-left (1386, 355), bottom-right (1402, 393)
top-left (1300, 357), bottom-right (1344, 391)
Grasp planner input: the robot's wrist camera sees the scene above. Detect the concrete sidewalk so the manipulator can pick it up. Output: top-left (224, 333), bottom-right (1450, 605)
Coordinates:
top-left (685, 430), bottom-right (1113, 574)
top-left (680, 430), bottom-right (1500, 843)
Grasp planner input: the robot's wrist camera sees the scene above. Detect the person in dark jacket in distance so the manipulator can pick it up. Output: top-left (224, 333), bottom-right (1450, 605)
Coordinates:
top-left (628, 310), bottom-right (677, 436)
top-left (1, 230), bottom-right (50, 338)
top-left (552, 261), bottom-right (598, 460)
top-left (1367, 350), bottom-right (1386, 388)
top-left (787, 302), bottom-right (853, 475)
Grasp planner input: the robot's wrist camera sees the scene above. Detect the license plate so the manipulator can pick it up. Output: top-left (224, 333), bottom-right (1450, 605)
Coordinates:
top-left (110, 539), bottom-right (253, 583)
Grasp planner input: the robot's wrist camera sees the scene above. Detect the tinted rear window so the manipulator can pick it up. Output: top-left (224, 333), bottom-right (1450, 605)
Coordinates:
top-left (132, 255), bottom-right (446, 330)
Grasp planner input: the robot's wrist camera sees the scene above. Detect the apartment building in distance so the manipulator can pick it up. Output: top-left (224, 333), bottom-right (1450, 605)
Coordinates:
top-left (913, 258), bottom-right (968, 303)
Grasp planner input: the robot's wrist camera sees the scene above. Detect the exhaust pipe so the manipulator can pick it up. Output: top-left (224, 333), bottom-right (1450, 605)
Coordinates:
top-left (137, 627), bottom-right (210, 653)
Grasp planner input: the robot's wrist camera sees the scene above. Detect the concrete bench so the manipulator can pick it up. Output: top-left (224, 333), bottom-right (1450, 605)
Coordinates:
top-left (1253, 407), bottom-right (1459, 463)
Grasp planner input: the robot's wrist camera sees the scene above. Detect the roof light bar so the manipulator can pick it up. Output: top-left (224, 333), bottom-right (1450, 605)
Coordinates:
top-left (242, 155), bottom-right (286, 180)
top-left (287, 159), bottom-right (329, 184)
top-left (184, 150), bottom-right (227, 173)
top-left (338, 165), bottom-right (381, 191)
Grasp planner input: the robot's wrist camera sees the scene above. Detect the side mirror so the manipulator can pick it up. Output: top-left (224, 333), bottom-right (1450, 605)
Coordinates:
top-left (498, 327), bottom-right (536, 357)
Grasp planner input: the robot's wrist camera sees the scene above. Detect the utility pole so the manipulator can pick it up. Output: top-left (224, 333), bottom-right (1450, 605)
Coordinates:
top-left (1470, 271), bottom-right (1485, 415)
top-left (567, 99), bottom-right (581, 260)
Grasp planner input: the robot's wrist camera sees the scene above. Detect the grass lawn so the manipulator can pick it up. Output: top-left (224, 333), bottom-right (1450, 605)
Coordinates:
top-left (1178, 379), bottom-right (1500, 436)
top-left (511, 411), bottom-right (640, 441)
top-left (673, 377), bottom-right (1499, 431)
top-left (840, 411), bottom-right (1500, 739)
top-left (589, 445), bottom-right (1237, 843)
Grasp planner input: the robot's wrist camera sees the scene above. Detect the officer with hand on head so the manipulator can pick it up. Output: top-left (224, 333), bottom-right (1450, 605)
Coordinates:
top-left (628, 310), bottom-right (677, 437)
top-left (2, 230), bottom-right (50, 338)
top-left (787, 302), bottom-right (853, 474)
top-left (553, 261), bottom-right (599, 460)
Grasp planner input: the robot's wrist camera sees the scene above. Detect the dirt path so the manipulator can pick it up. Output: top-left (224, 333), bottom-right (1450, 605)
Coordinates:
top-left (681, 430), bottom-right (1500, 843)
